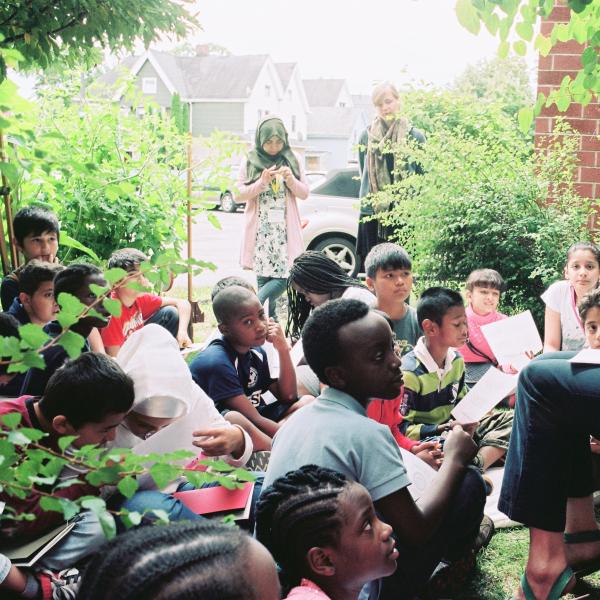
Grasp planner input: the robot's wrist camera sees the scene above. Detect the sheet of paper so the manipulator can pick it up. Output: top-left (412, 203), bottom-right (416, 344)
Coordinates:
top-left (399, 448), bottom-right (437, 500)
top-left (180, 342), bottom-right (204, 356)
top-left (451, 367), bottom-right (517, 424)
top-left (173, 482), bottom-right (254, 516)
top-left (263, 341), bottom-right (280, 378)
top-left (480, 310), bottom-right (542, 371)
top-left (290, 339), bottom-right (304, 365)
top-left (569, 348), bottom-right (600, 364)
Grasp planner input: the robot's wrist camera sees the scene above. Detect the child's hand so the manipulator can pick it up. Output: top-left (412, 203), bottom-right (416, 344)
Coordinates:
top-left (443, 425), bottom-right (478, 466)
top-left (260, 166), bottom-right (277, 185)
top-left (411, 441), bottom-right (442, 470)
top-left (267, 319), bottom-right (289, 352)
top-left (591, 436), bottom-right (600, 455)
top-left (192, 426), bottom-right (244, 457)
top-left (177, 331), bottom-right (192, 349)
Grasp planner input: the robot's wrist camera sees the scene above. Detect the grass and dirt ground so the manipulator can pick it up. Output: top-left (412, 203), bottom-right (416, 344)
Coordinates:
top-left (173, 285), bottom-right (600, 599)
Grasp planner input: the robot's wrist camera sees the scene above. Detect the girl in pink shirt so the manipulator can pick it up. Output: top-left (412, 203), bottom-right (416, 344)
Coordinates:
top-left (256, 465), bottom-right (398, 600)
top-left (458, 269), bottom-right (508, 388)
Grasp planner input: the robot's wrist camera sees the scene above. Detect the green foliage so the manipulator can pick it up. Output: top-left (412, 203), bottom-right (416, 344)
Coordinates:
top-left (459, 0), bottom-right (599, 116)
top-left (170, 93), bottom-right (190, 134)
top-left (452, 56), bottom-right (534, 117)
top-left (0, 425), bottom-right (256, 540)
top-left (0, 1), bottom-right (198, 82)
top-left (367, 93), bottom-right (593, 327)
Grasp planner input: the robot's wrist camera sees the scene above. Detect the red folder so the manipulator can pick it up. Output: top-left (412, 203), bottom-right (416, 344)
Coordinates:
top-left (173, 482), bottom-right (254, 516)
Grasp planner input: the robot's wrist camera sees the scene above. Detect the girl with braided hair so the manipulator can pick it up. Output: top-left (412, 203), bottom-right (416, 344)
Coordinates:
top-left (256, 464), bottom-right (398, 600)
top-left (286, 251), bottom-right (376, 341)
top-left (77, 520), bottom-right (280, 600)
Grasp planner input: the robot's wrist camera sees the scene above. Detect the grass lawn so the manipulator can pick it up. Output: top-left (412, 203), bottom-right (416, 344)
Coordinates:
top-left (172, 285), bottom-right (600, 599)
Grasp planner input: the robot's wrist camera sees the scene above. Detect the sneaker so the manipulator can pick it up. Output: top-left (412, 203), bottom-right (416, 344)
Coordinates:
top-left (474, 515), bottom-right (495, 553)
top-left (37, 568), bottom-right (81, 600)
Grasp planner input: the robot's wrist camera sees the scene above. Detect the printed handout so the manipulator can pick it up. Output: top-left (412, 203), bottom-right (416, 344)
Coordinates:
top-left (451, 367), bottom-right (517, 424)
top-left (569, 348), bottom-right (600, 364)
top-left (400, 448), bottom-right (437, 500)
top-left (480, 310), bottom-right (542, 371)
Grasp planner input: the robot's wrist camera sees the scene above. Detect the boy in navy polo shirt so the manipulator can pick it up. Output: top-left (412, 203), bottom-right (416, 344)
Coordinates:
top-left (189, 285), bottom-right (302, 438)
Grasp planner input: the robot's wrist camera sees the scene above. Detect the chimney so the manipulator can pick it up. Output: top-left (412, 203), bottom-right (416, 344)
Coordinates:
top-left (196, 44), bottom-right (211, 57)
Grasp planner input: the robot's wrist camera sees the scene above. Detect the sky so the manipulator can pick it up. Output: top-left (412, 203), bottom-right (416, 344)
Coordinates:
top-left (151, 0), bottom-right (538, 94)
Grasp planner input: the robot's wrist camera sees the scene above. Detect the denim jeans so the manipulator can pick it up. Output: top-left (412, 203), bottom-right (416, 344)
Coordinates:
top-left (256, 276), bottom-right (287, 320)
top-left (499, 352), bottom-right (600, 532)
top-left (380, 466), bottom-right (486, 600)
top-left (37, 511), bottom-right (106, 571)
top-left (146, 305), bottom-right (179, 338)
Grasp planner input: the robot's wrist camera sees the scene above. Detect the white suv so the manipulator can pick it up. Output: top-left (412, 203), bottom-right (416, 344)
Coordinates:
top-left (300, 168), bottom-right (361, 276)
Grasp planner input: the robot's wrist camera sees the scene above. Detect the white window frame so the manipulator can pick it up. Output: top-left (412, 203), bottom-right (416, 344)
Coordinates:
top-left (142, 77), bottom-right (157, 94)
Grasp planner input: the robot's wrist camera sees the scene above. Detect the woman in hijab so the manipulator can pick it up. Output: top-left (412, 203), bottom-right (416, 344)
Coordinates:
top-left (356, 82), bottom-right (425, 270)
top-left (238, 116), bottom-right (309, 320)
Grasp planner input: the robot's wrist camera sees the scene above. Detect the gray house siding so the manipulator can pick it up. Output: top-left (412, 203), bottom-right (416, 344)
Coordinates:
top-left (307, 137), bottom-right (351, 171)
top-left (135, 62), bottom-right (172, 108)
top-left (191, 102), bottom-right (245, 136)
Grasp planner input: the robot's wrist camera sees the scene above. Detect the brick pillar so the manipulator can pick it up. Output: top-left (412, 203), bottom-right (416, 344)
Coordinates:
top-left (536, 2), bottom-right (599, 229)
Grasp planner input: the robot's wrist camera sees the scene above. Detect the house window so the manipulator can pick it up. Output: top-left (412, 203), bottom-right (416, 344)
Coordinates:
top-left (291, 115), bottom-right (296, 132)
top-left (339, 101), bottom-right (346, 108)
top-left (265, 84), bottom-right (271, 97)
top-left (142, 77), bottom-right (157, 94)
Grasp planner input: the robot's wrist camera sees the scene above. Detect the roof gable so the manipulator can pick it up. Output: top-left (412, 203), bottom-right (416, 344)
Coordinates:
top-left (302, 78), bottom-right (346, 107)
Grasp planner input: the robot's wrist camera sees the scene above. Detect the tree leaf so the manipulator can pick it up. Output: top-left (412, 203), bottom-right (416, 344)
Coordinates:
top-left (102, 297), bottom-right (122, 317)
top-left (456, 0), bottom-right (481, 34)
top-left (121, 510), bottom-right (142, 528)
top-left (104, 268), bottom-right (127, 285)
top-left (18, 324), bottom-right (50, 348)
top-left (21, 350), bottom-right (46, 370)
top-left (58, 435), bottom-right (79, 452)
top-left (89, 283), bottom-right (109, 297)
top-left (149, 463), bottom-right (179, 489)
top-left (57, 330), bottom-right (86, 359)
top-left (117, 475), bottom-right (139, 499)
top-left (1, 412), bottom-right (22, 429)
top-left (59, 233), bottom-right (100, 262)
top-left (57, 292), bottom-right (86, 315)
top-left (98, 510), bottom-right (117, 540)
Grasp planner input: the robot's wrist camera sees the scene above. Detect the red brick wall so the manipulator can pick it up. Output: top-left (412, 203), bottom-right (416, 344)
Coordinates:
top-left (536, 3), bottom-right (599, 229)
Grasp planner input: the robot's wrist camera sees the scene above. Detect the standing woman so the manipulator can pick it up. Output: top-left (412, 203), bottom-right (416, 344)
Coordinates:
top-left (238, 116), bottom-right (309, 319)
top-left (356, 82), bottom-right (425, 270)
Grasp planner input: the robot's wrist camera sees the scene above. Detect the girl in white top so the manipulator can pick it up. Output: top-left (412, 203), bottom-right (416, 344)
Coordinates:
top-left (542, 241), bottom-right (600, 352)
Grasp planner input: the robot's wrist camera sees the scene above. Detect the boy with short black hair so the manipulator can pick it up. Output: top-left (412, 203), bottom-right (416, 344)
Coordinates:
top-left (0, 352), bottom-right (134, 552)
top-left (20, 264), bottom-right (111, 396)
top-left (364, 243), bottom-right (438, 466)
top-left (263, 299), bottom-right (488, 599)
top-left (457, 268), bottom-right (509, 388)
top-left (400, 286), bottom-right (513, 479)
top-left (100, 248), bottom-right (192, 356)
top-left (6, 260), bottom-right (63, 325)
top-left (365, 242), bottom-right (420, 355)
top-left (189, 285), bottom-right (302, 438)
top-left (1, 206), bottom-right (60, 311)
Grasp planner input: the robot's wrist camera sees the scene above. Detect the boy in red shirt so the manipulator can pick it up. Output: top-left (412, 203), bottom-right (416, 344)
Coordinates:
top-left (100, 248), bottom-right (191, 356)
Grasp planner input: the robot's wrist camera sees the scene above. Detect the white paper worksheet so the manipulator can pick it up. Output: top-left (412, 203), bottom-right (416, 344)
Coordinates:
top-left (451, 367), bottom-right (517, 424)
top-left (399, 448), bottom-right (437, 500)
top-left (569, 348), bottom-right (600, 364)
top-left (480, 310), bottom-right (542, 371)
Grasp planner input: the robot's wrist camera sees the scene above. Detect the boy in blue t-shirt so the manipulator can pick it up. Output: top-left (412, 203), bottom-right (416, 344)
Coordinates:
top-left (189, 285), bottom-right (302, 438)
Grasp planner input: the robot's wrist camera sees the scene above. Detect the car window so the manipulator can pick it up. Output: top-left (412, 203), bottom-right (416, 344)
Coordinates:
top-left (312, 170), bottom-right (360, 198)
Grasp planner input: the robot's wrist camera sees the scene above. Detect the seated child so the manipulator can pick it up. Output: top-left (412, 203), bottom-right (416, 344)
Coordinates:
top-left (578, 288), bottom-right (600, 490)
top-left (100, 248), bottom-right (192, 356)
top-left (76, 520), bottom-right (280, 600)
top-left (0, 313), bottom-right (27, 397)
top-left (20, 264), bottom-right (110, 396)
top-left (456, 268), bottom-right (508, 388)
top-left (363, 243), bottom-right (440, 467)
top-left (257, 465), bottom-right (398, 600)
top-left (0, 353), bottom-right (134, 570)
top-left (286, 250), bottom-right (376, 341)
top-left (263, 298), bottom-right (488, 600)
top-left (189, 285), bottom-right (302, 439)
top-left (6, 260), bottom-right (63, 325)
top-left (400, 287), bottom-right (513, 481)
top-left (1, 206), bottom-right (60, 311)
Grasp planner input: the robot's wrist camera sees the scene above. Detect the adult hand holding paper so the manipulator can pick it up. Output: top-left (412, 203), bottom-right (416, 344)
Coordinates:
top-left (451, 367), bottom-right (517, 424)
top-left (480, 310), bottom-right (542, 372)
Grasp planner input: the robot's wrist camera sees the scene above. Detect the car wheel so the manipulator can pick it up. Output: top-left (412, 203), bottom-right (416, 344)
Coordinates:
top-left (313, 237), bottom-right (358, 277)
top-left (220, 192), bottom-right (237, 213)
